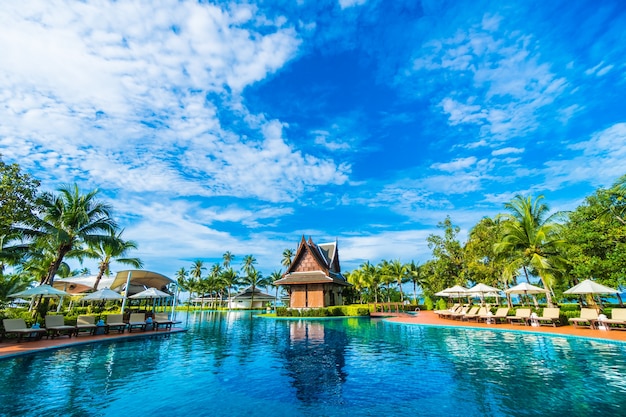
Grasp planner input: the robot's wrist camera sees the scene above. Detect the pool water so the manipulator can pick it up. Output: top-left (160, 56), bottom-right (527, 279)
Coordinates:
top-left (1, 311), bottom-right (626, 417)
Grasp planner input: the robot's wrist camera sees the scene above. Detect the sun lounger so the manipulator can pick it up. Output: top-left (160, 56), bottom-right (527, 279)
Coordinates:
top-left (75, 315), bottom-right (98, 336)
top-left (591, 308), bottom-right (626, 331)
top-left (447, 306), bottom-right (471, 320)
top-left (569, 308), bottom-right (598, 329)
top-left (434, 304), bottom-right (461, 319)
top-left (463, 306), bottom-right (488, 321)
top-left (506, 308), bottom-right (532, 325)
top-left (529, 308), bottom-right (561, 327)
top-left (45, 315), bottom-right (75, 338)
top-left (128, 313), bottom-right (147, 332)
top-left (2, 318), bottom-right (47, 342)
top-left (105, 314), bottom-right (127, 333)
top-left (153, 313), bottom-right (176, 331)
top-left (480, 307), bottom-right (510, 324)
top-left (455, 306), bottom-right (479, 321)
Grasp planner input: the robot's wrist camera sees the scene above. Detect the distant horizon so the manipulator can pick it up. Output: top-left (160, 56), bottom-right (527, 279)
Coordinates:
top-left (2, 0), bottom-right (625, 279)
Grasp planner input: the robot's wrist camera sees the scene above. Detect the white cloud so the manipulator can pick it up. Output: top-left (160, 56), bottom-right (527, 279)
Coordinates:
top-left (431, 156), bottom-right (477, 172)
top-left (338, 0), bottom-right (367, 9)
top-left (491, 147), bottom-right (524, 156)
top-left (411, 14), bottom-right (568, 142)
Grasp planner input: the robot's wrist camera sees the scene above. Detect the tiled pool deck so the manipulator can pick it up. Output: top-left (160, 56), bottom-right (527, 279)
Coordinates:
top-left (0, 327), bottom-right (187, 359)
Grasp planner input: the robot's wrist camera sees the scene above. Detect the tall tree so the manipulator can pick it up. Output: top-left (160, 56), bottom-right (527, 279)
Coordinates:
top-left (388, 259), bottom-right (408, 303)
top-left (241, 255), bottom-right (257, 277)
top-left (494, 195), bottom-right (568, 307)
top-left (20, 184), bottom-right (116, 287)
top-left (221, 267), bottom-right (240, 308)
top-left (406, 261), bottom-right (424, 304)
top-left (268, 269), bottom-right (283, 311)
top-left (0, 156), bottom-right (40, 236)
top-left (87, 229), bottom-right (143, 290)
top-left (281, 248), bottom-right (294, 268)
top-left (241, 267), bottom-right (269, 309)
top-left (426, 216), bottom-right (464, 294)
top-left (222, 251), bottom-right (234, 269)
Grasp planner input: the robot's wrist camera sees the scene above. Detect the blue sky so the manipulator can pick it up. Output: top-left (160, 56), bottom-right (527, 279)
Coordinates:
top-left (1, 0), bottom-right (625, 279)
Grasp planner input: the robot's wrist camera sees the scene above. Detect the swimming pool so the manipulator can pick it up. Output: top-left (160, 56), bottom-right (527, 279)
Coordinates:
top-left (1, 311), bottom-right (625, 416)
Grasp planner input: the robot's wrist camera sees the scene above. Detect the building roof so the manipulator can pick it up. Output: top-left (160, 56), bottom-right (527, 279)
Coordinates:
top-left (274, 271), bottom-right (350, 286)
top-left (278, 237), bottom-right (349, 287)
top-left (231, 286), bottom-right (275, 300)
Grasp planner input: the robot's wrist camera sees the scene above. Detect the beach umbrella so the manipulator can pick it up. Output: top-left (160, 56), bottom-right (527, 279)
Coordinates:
top-left (467, 283), bottom-right (502, 305)
top-left (9, 284), bottom-right (70, 298)
top-left (129, 287), bottom-right (172, 311)
top-left (505, 282), bottom-right (549, 307)
top-left (81, 287), bottom-right (124, 301)
top-left (564, 279), bottom-right (618, 295)
top-left (441, 285), bottom-right (469, 297)
top-left (564, 279), bottom-right (619, 310)
top-left (129, 288), bottom-right (171, 299)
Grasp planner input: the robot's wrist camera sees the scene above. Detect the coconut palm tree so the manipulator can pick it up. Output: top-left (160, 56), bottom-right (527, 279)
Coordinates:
top-left (87, 229), bottom-right (143, 290)
top-left (268, 269), bottom-right (283, 311)
top-left (188, 260), bottom-right (206, 308)
top-left (174, 267), bottom-right (189, 309)
top-left (241, 267), bottom-right (269, 309)
top-left (19, 184), bottom-right (116, 287)
top-left (281, 248), bottom-right (294, 268)
top-left (222, 251), bottom-right (235, 269)
top-left (221, 267), bottom-right (240, 309)
top-left (388, 259), bottom-right (408, 303)
top-left (494, 195), bottom-right (568, 307)
top-left (406, 261), bottom-right (424, 304)
top-left (241, 255), bottom-right (257, 277)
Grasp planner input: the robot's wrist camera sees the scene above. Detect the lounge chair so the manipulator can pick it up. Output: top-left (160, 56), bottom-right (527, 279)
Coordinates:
top-left (434, 304), bottom-right (461, 319)
top-left (480, 307), bottom-right (510, 324)
top-left (2, 318), bottom-right (47, 342)
top-left (447, 306), bottom-right (471, 320)
top-left (105, 314), bottom-right (127, 333)
top-left (591, 308), bottom-right (626, 331)
top-left (463, 306), bottom-right (488, 321)
top-left (529, 308), bottom-right (561, 327)
top-left (45, 315), bottom-right (75, 338)
top-left (569, 308), bottom-right (599, 329)
top-left (128, 313), bottom-right (147, 332)
top-left (455, 306), bottom-right (479, 321)
top-left (506, 308), bottom-right (532, 325)
top-left (75, 315), bottom-right (98, 336)
top-left (153, 313), bottom-right (176, 331)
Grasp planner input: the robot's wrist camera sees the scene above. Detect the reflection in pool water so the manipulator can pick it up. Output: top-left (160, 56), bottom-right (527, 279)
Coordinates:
top-left (1, 311), bottom-right (626, 416)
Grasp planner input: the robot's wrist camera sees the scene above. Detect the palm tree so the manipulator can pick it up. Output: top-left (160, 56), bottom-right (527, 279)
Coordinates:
top-left (268, 269), bottom-right (283, 311)
top-left (174, 267), bottom-right (189, 309)
top-left (388, 259), bottom-right (408, 303)
top-left (19, 184), bottom-right (116, 287)
top-left (188, 260), bottom-right (206, 308)
top-left (241, 267), bottom-right (269, 309)
top-left (406, 261), bottom-right (424, 304)
top-left (221, 267), bottom-right (240, 309)
top-left (222, 251), bottom-right (235, 269)
top-left (281, 248), bottom-right (294, 268)
top-left (494, 195), bottom-right (568, 307)
top-left (87, 229), bottom-right (143, 290)
top-left (241, 255), bottom-right (257, 276)
top-left (360, 261), bottom-right (379, 303)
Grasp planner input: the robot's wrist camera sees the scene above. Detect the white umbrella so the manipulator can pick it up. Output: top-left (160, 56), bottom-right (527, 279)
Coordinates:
top-left (129, 287), bottom-right (172, 312)
top-left (505, 282), bottom-right (549, 294)
top-left (9, 284), bottom-right (70, 298)
top-left (129, 288), bottom-right (171, 299)
top-left (505, 282), bottom-right (549, 307)
top-left (441, 285), bottom-right (469, 297)
top-left (564, 279), bottom-right (618, 295)
top-left (81, 287), bottom-right (123, 301)
top-left (467, 283), bottom-right (502, 305)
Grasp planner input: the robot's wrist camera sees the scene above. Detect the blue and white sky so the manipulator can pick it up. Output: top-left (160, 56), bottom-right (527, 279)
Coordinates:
top-left (1, 0), bottom-right (625, 279)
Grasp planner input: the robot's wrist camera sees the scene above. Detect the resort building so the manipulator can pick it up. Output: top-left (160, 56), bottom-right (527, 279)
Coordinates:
top-left (275, 237), bottom-right (350, 308)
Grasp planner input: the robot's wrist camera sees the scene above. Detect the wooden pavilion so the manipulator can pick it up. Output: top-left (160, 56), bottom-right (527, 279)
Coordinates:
top-left (274, 237), bottom-right (350, 308)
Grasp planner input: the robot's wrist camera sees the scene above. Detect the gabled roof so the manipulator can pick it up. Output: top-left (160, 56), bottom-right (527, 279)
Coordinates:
top-left (277, 236), bottom-right (348, 286)
top-left (231, 286), bottom-right (275, 300)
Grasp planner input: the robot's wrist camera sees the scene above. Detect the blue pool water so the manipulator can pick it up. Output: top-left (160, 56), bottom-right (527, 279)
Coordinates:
top-left (1, 311), bottom-right (626, 417)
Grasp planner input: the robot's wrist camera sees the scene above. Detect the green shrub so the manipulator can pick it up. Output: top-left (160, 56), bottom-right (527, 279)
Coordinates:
top-left (275, 305), bottom-right (371, 317)
top-left (423, 296), bottom-right (434, 311)
top-left (435, 299), bottom-right (447, 311)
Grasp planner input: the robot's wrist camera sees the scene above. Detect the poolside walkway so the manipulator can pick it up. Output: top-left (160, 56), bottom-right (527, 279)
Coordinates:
top-left (384, 310), bottom-right (626, 342)
top-left (0, 327), bottom-right (187, 359)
